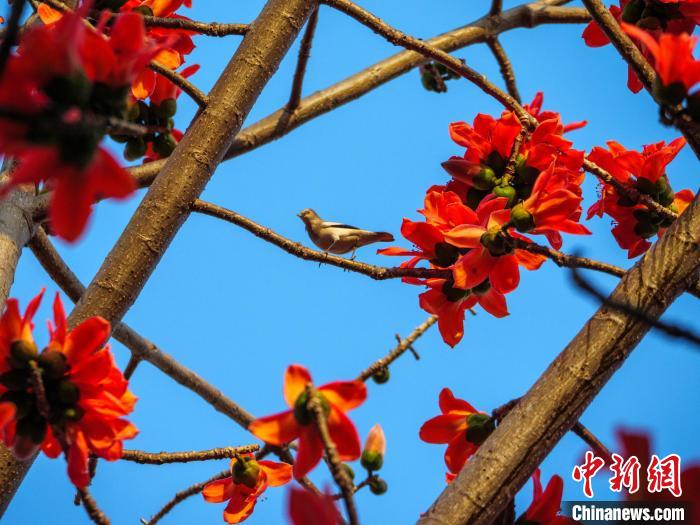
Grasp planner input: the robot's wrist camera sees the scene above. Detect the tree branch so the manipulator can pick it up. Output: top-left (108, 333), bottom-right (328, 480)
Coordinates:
top-left (148, 61), bottom-right (209, 108)
top-left (485, 37), bottom-right (521, 103)
top-left (119, 445), bottom-right (259, 465)
top-left (417, 169), bottom-right (700, 525)
top-left (287, 7), bottom-right (319, 111)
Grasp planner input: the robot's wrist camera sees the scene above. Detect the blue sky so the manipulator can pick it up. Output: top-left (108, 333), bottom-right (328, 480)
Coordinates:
top-left (5, 0), bottom-right (699, 524)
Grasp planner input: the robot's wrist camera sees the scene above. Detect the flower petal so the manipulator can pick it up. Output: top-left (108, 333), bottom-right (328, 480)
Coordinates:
top-left (284, 365), bottom-right (312, 408)
top-left (249, 410), bottom-right (300, 446)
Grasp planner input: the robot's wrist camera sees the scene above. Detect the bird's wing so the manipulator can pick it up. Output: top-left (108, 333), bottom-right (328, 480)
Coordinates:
top-left (320, 221), bottom-right (361, 231)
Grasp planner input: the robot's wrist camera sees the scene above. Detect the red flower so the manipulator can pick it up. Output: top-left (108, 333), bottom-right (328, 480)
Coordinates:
top-left (513, 162), bottom-right (590, 249)
top-left (418, 277), bottom-right (508, 347)
top-left (444, 197), bottom-right (544, 293)
top-left (586, 138), bottom-right (692, 257)
top-left (617, 429), bottom-right (700, 522)
top-left (10, 147), bottom-right (135, 242)
top-left (521, 470), bottom-right (578, 525)
top-left (249, 365), bottom-right (366, 479)
top-left (419, 388), bottom-right (494, 475)
top-left (0, 292), bottom-right (137, 487)
top-left (287, 486), bottom-right (343, 525)
top-left (623, 24), bottom-right (700, 102)
top-left (202, 454), bottom-right (292, 524)
top-left (443, 93), bottom-right (584, 211)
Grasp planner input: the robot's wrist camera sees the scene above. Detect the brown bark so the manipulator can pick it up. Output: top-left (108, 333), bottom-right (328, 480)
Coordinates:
top-left (417, 189), bottom-right (700, 525)
top-left (0, 0), bottom-right (315, 513)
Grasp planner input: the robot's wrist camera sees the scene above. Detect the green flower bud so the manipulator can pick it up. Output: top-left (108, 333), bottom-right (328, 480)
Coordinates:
top-left (361, 450), bottom-right (384, 472)
top-left (493, 185), bottom-right (516, 207)
top-left (156, 99), bottom-right (178, 119)
top-left (510, 203), bottom-right (535, 232)
top-left (472, 166), bottom-right (497, 191)
top-left (368, 477), bottom-right (388, 495)
top-left (634, 220), bottom-right (659, 239)
top-left (232, 457), bottom-right (261, 488)
top-left (293, 391), bottom-right (330, 426)
top-left (621, 0), bottom-right (645, 23)
top-left (430, 242), bottom-right (461, 268)
top-left (63, 406), bottom-right (85, 422)
top-left (372, 367), bottom-right (390, 385)
top-left (57, 380), bottom-right (80, 404)
top-left (37, 350), bottom-right (68, 380)
top-left (635, 177), bottom-right (657, 196)
top-left (441, 279), bottom-right (469, 303)
top-left (153, 133), bottom-right (178, 158)
top-left (10, 340), bottom-right (38, 366)
top-left (124, 138), bottom-right (147, 161)
top-left (44, 72), bottom-right (92, 108)
top-left (465, 413), bottom-right (495, 445)
top-left (480, 230), bottom-right (510, 257)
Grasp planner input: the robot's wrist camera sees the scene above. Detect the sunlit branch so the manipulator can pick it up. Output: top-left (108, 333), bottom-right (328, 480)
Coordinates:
top-left (485, 37), bottom-right (521, 103)
top-left (119, 445), bottom-right (259, 465)
top-left (149, 61), bottom-right (209, 108)
top-left (287, 7), bottom-right (319, 111)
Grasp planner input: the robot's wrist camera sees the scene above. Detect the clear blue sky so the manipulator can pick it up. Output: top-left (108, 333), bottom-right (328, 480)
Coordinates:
top-left (5, 0), bottom-right (699, 523)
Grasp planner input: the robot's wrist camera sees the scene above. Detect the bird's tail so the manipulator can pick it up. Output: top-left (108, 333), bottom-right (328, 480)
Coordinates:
top-left (369, 232), bottom-right (394, 243)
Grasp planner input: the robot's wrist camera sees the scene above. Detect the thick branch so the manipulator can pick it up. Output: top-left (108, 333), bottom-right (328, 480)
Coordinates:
top-left (417, 175), bottom-right (700, 525)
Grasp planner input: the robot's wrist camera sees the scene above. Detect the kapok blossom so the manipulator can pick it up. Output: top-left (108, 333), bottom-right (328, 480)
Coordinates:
top-left (419, 388), bottom-right (494, 475)
top-left (202, 454), bottom-right (292, 524)
top-left (586, 138), bottom-right (693, 257)
top-left (0, 292), bottom-right (137, 488)
top-left (582, 0), bottom-right (698, 93)
top-left (519, 470), bottom-right (579, 525)
top-left (287, 486), bottom-right (343, 525)
top-left (622, 24), bottom-right (700, 104)
top-left (0, 9), bottom-right (175, 240)
top-left (249, 365), bottom-right (366, 479)
top-left (444, 196), bottom-right (544, 293)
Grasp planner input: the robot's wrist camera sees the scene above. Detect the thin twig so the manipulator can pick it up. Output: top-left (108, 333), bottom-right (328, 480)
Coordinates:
top-left (119, 445), bottom-right (259, 465)
top-left (140, 469), bottom-right (230, 525)
top-left (149, 61), bottom-right (209, 108)
top-left (77, 488), bottom-right (111, 525)
top-left (490, 0), bottom-right (503, 15)
top-left (485, 37), bottom-right (521, 103)
top-left (357, 316), bottom-right (437, 381)
top-left (332, 475), bottom-right (373, 500)
top-left (123, 355), bottom-right (141, 380)
top-left (307, 386), bottom-right (359, 525)
top-left (321, 0), bottom-right (536, 127)
top-left (582, 159), bottom-right (678, 222)
top-left (571, 266), bottom-right (700, 348)
top-left (287, 7), bottom-right (319, 111)
top-left (139, 16), bottom-right (248, 36)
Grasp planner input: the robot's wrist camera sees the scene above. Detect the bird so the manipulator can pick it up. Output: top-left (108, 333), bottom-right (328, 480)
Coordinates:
top-left (297, 208), bottom-right (394, 258)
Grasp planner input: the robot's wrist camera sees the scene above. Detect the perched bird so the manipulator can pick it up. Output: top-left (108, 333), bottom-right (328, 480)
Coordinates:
top-left (298, 208), bottom-right (394, 257)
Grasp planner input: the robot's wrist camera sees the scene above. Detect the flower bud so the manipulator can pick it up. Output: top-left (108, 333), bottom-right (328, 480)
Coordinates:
top-left (493, 185), bottom-right (516, 206)
top-left (368, 476), bottom-right (388, 495)
top-left (634, 177), bottom-right (657, 196)
top-left (10, 340), bottom-right (38, 366)
top-left (124, 138), bottom-right (147, 161)
top-left (156, 99), bottom-right (178, 119)
top-left (57, 380), bottom-right (80, 404)
top-left (153, 133), bottom-right (178, 157)
top-left (621, 0), bottom-right (644, 23)
top-left (510, 203), bottom-right (535, 232)
top-left (480, 230), bottom-right (510, 257)
top-left (232, 457), bottom-right (261, 489)
top-left (634, 219), bottom-right (659, 239)
top-left (465, 413), bottom-right (495, 445)
top-left (37, 350), bottom-right (68, 380)
top-left (372, 367), bottom-right (390, 384)
top-left (441, 279), bottom-right (469, 303)
top-left (293, 390), bottom-right (330, 426)
top-left (63, 406), bottom-right (85, 422)
top-left (472, 166), bottom-right (497, 191)
top-left (361, 424), bottom-right (386, 471)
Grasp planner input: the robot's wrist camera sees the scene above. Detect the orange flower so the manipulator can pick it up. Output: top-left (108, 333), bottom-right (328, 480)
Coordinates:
top-left (0, 292), bottom-right (138, 487)
top-left (287, 486), bottom-right (343, 525)
top-left (419, 388), bottom-right (494, 475)
top-left (249, 365), bottom-right (367, 479)
top-left (521, 470), bottom-right (578, 525)
top-left (202, 454), bottom-right (292, 524)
